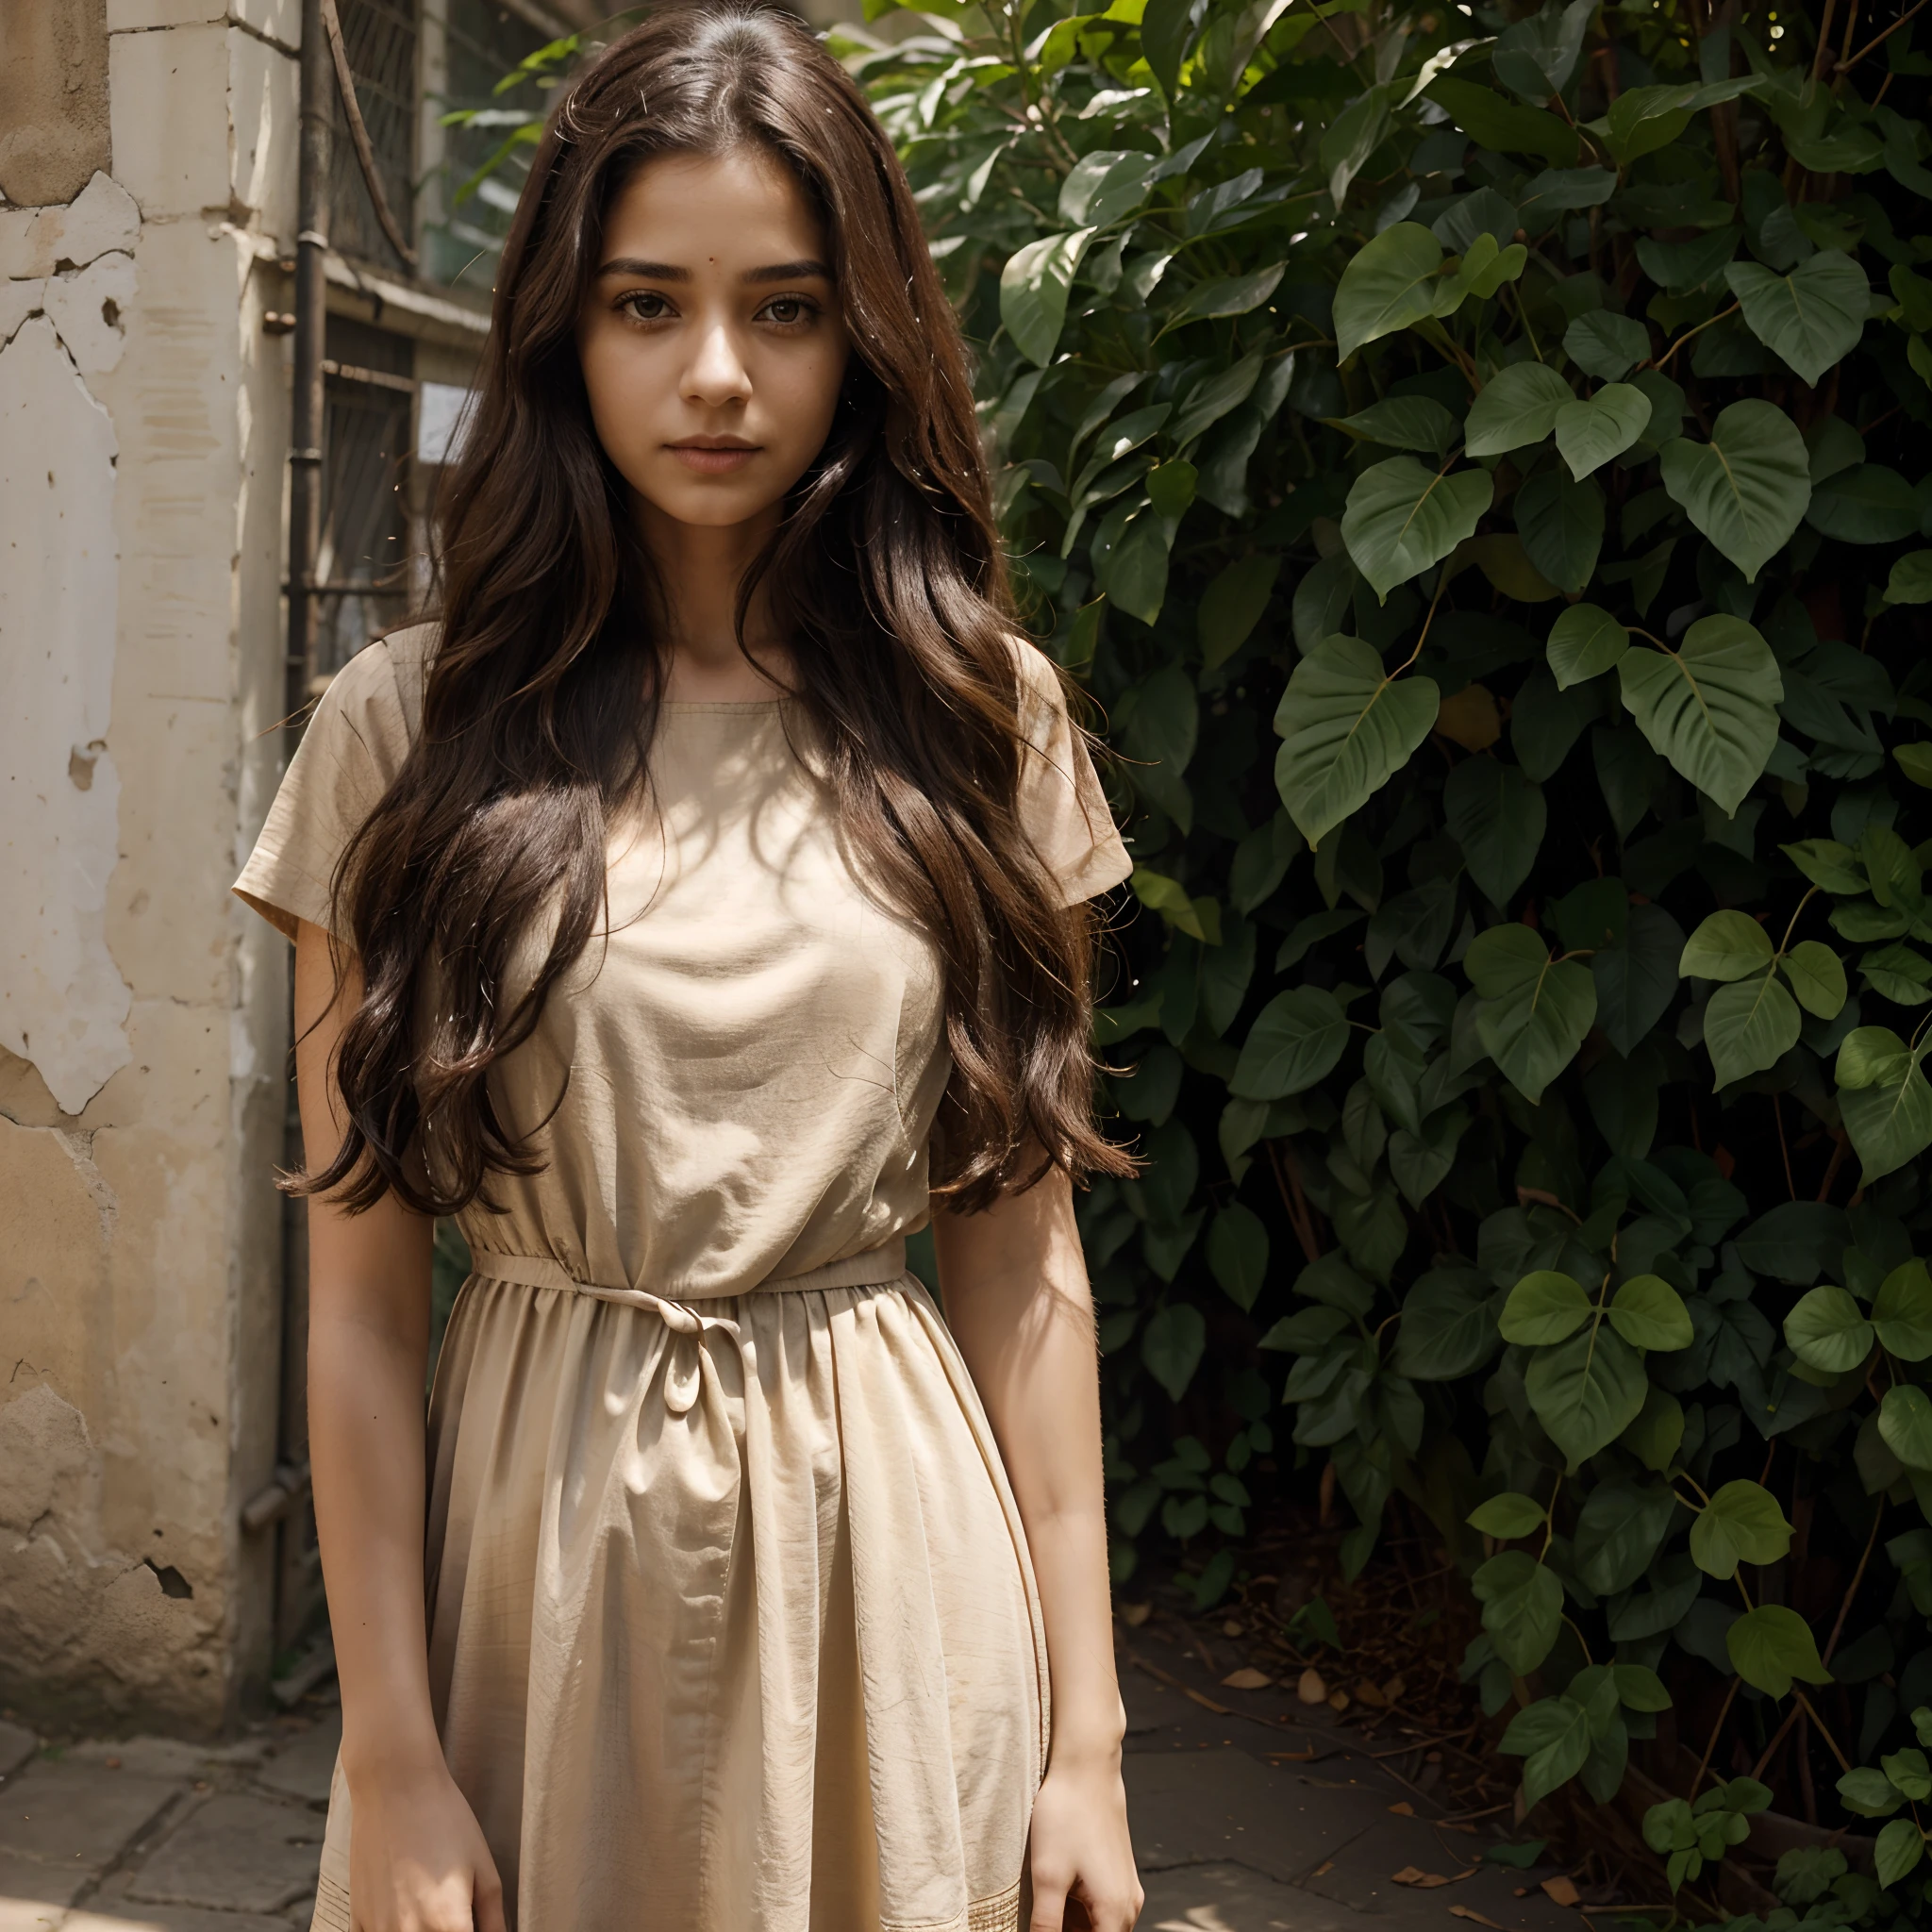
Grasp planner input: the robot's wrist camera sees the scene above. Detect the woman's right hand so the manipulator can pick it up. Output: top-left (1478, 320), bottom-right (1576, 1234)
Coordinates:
top-left (346, 1761), bottom-right (508, 1932)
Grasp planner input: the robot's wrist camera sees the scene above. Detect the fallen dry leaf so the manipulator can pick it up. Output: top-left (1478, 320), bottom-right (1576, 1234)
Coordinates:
top-left (1311, 1861), bottom-right (1334, 1879)
top-left (1183, 1688), bottom-right (1231, 1716)
top-left (1388, 1801), bottom-right (1415, 1816)
top-left (1356, 1679), bottom-right (1389, 1707)
top-left (1222, 1667), bottom-right (1273, 1690)
top-left (1267, 1748), bottom-right (1316, 1761)
top-left (1435, 683), bottom-right (1503, 752)
top-left (1383, 1674), bottom-right (1407, 1702)
top-left (1328, 1690), bottom-right (1351, 1712)
top-left (1541, 1876), bottom-right (1581, 1907)
top-left (1448, 1909), bottom-right (1507, 1930)
top-left (1221, 1618), bottom-right (1244, 1637)
top-left (1391, 1868), bottom-right (1451, 1889)
top-left (1119, 1602), bottom-right (1152, 1627)
top-left (1297, 1667), bottom-right (1328, 1705)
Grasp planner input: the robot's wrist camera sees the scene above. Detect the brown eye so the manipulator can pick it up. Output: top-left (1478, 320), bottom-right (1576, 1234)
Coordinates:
top-left (761, 296), bottom-right (813, 325)
top-left (622, 291), bottom-right (674, 322)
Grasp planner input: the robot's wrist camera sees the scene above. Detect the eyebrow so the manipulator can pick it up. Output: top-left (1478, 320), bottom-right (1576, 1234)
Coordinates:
top-left (594, 257), bottom-right (834, 284)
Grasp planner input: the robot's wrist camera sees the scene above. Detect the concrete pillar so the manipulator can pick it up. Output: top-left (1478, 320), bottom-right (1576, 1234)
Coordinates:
top-left (0, 0), bottom-right (300, 1734)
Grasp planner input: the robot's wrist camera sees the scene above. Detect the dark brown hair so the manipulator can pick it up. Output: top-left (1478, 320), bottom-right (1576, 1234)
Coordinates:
top-left (299, 0), bottom-right (1129, 1220)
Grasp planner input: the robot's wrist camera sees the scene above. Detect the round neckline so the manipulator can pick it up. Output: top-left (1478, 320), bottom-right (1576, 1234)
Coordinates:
top-left (658, 698), bottom-right (789, 713)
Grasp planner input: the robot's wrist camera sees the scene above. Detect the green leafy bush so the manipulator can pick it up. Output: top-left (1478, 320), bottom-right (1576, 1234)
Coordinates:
top-left (841, 0), bottom-right (1932, 1891)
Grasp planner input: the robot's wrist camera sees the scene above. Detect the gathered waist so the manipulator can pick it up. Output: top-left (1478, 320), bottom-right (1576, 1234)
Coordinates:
top-left (456, 1239), bottom-right (913, 1416)
top-left (462, 1236), bottom-right (910, 1313)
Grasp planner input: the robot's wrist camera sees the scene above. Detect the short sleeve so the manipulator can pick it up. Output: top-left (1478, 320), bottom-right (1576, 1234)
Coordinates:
top-left (233, 633), bottom-right (420, 942)
top-left (1012, 640), bottom-right (1132, 908)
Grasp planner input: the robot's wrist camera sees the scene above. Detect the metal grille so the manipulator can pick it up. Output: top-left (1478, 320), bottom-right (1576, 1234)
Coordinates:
top-left (316, 316), bottom-right (413, 679)
top-left (332, 0), bottom-right (419, 272)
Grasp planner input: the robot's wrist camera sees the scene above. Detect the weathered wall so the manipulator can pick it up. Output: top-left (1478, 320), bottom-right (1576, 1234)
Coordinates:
top-left (0, 0), bottom-right (112, 207)
top-left (0, 0), bottom-right (299, 1733)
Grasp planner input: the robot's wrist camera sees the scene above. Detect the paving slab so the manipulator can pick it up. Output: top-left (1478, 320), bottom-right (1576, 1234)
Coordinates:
top-left (124, 1795), bottom-right (322, 1915)
top-left (0, 1764), bottom-right (181, 1874)
top-left (252, 1717), bottom-right (339, 1808)
top-left (0, 1847), bottom-right (91, 1917)
top-left (1141, 1857), bottom-right (1355, 1932)
top-left (0, 1729), bottom-right (37, 1784)
top-left (69, 1883), bottom-right (302, 1931)
top-left (67, 1741), bottom-right (262, 1781)
top-left (1124, 1747), bottom-right (1379, 1886)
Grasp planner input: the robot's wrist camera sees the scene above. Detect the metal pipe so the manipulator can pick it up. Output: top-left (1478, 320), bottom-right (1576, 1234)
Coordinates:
top-left (288, 0), bottom-right (331, 728)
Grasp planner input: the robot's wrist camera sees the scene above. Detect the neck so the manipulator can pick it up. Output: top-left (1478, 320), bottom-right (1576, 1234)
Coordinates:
top-left (637, 497), bottom-right (792, 703)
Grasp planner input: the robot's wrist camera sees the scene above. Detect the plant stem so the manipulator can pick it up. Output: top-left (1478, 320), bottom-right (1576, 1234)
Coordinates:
top-left (1650, 304), bottom-right (1741, 373)
top-left (1822, 1500), bottom-right (1884, 1667)
top-left (1795, 1690), bottom-right (1853, 1774)
top-left (1690, 1674), bottom-right (1743, 1797)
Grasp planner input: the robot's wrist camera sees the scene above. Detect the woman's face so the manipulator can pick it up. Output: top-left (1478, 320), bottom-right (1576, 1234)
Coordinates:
top-left (576, 146), bottom-right (852, 533)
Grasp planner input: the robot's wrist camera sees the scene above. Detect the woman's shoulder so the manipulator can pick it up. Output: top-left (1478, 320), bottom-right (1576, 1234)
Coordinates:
top-left (317, 619), bottom-right (441, 759)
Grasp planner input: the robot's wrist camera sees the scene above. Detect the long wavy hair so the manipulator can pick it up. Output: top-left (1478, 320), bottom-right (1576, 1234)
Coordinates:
top-left (297, 0), bottom-right (1130, 1220)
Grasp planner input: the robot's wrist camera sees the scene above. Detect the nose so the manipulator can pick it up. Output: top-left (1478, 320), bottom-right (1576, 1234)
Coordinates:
top-left (681, 315), bottom-right (752, 410)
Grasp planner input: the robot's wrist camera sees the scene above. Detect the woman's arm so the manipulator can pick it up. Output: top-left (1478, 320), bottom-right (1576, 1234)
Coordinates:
top-left (294, 918), bottom-right (505, 1932)
top-left (934, 1168), bottom-right (1142, 1932)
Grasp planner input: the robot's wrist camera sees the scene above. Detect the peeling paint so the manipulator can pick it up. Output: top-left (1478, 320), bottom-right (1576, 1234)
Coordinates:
top-left (0, 314), bottom-right (131, 1115)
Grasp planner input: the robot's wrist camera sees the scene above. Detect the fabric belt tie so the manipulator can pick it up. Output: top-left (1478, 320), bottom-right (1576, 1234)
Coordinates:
top-left (459, 1238), bottom-right (911, 1415)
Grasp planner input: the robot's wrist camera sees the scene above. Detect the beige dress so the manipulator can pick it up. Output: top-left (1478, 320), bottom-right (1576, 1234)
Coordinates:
top-left (232, 623), bottom-right (1130, 1932)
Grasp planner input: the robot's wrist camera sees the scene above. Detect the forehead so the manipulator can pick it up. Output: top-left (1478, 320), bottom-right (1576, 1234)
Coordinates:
top-left (601, 146), bottom-right (828, 264)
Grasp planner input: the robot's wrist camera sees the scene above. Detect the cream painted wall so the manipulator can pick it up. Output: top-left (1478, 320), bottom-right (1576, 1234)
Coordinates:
top-left (0, 2), bottom-right (297, 1732)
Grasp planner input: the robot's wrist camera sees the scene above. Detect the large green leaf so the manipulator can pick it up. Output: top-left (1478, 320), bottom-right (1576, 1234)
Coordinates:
top-left (1724, 254), bottom-right (1871, 388)
top-left (1426, 75), bottom-right (1582, 166)
top-left (1616, 615), bottom-right (1783, 816)
top-left (1465, 361), bottom-right (1574, 458)
top-left (1141, 1302), bottom-right (1207, 1401)
top-left (1499, 1693), bottom-right (1595, 1807)
top-left (1574, 1480), bottom-right (1678, 1595)
top-left (1500, 1269), bottom-right (1593, 1344)
top-left (1547, 605), bottom-right (1628, 688)
top-left (1000, 227), bottom-right (1096, 366)
top-left (1467, 924), bottom-right (1597, 1102)
top-left (1443, 758), bottom-right (1546, 907)
top-left (1704, 971), bottom-right (1803, 1086)
top-left (1525, 1324), bottom-right (1650, 1467)
top-left (1207, 1204), bottom-right (1269, 1311)
top-left (1515, 466), bottom-right (1603, 595)
top-left (1198, 553), bottom-right (1280, 669)
top-left (1806, 465), bottom-right (1923, 544)
top-left (1593, 905), bottom-right (1686, 1057)
top-left (1341, 458), bottom-right (1494, 601)
top-left (1469, 1491), bottom-right (1547, 1539)
top-left (1556, 384), bottom-right (1653, 480)
top-left (1881, 1383), bottom-right (1932, 1471)
top-left (1658, 401), bottom-right (1811, 583)
top-left (1058, 149), bottom-right (1159, 227)
top-left (1784, 1285), bottom-right (1874, 1373)
top-left (1680, 909), bottom-right (1774, 981)
top-left (1727, 1605), bottom-right (1833, 1697)
top-left (1563, 310), bottom-right (1649, 381)
top-left (1874, 1260), bottom-right (1932, 1361)
top-left (1690, 1479), bottom-right (1793, 1579)
top-left (1395, 1268), bottom-right (1500, 1377)
top-left (1333, 223), bottom-right (1444, 360)
top-left (1608, 1274), bottom-right (1694, 1350)
top-left (1474, 1550), bottom-right (1565, 1674)
top-left (1273, 635), bottom-right (1441, 845)
top-left (1837, 1026), bottom-right (1932, 1182)
top-left (1231, 988), bottom-right (1350, 1098)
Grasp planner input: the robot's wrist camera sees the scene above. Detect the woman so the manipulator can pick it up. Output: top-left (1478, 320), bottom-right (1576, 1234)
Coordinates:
top-left (236, 8), bottom-right (1144, 1929)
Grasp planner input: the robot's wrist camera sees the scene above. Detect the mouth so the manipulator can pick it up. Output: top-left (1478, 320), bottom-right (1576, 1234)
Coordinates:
top-left (667, 437), bottom-right (760, 475)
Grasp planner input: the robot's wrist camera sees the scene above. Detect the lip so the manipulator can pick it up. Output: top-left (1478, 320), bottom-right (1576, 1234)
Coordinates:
top-left (667, 437), bottom-right (760, 475)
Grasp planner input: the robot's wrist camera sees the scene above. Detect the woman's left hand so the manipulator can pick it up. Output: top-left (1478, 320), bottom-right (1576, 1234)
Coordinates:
top-left (1027, 1749), bottom-right (1144, 1931)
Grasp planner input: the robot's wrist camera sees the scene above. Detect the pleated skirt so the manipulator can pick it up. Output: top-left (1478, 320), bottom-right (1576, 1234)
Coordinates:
top-left (309, 1269), bottom-right (1050, 1932)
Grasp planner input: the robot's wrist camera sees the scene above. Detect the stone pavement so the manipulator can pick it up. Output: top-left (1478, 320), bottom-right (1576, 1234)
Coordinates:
top-left (0, 1631), bottom-right (1584, 1932)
